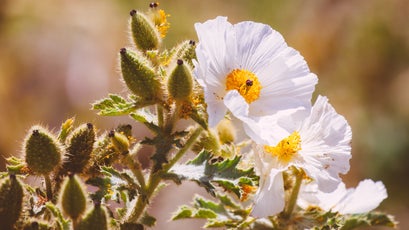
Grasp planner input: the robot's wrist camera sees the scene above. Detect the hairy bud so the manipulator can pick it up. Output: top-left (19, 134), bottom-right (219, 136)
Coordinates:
top-left (63, 123), bottom-right (96, 174)
top-left (217, 119), bottom-right (236, 144)
top-left (78, 202), bottom-right (108, 230)
top-left (109, 130), bottom-right (130, 154)
top-left (61, 175), bottom-right (87, 220)
top-left (175, 40), bottom-right (197, 68)
top-left (24, 125), bottom-right (62, 175)
top-left (130, 9), bottom-right (160, 51)
top-left (120, 48), bottom-right (162, 100)
top-left (0, 175), bottom-right (24, 229)
top-left (168, 59), bottom-right (193, 101)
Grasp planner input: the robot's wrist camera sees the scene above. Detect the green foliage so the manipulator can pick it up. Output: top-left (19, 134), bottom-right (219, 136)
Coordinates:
top-left (172, 194), bottom-right (252, 229)
top-left (165, 150), bottom-right (258, 198)
top-left (92, 94), bottom-right (138, 116)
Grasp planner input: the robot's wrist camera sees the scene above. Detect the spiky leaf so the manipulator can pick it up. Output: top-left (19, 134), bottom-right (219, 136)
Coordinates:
top-left (165, 150), bottom-right (257, 198)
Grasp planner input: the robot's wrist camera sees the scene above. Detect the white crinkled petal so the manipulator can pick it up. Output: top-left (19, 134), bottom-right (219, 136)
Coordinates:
top-left (296, 95), bottom-right (352, 192)
top-left (194, 16), bottom-right (317, 127)
top-left (298, 180), bottom-right (387, 214)
top-left (251, 169), bottom-right (285, 218)
top-left (334, 179), bottom-right (387, 214)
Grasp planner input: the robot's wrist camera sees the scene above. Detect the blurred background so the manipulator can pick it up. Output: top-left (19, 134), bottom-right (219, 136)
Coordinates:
top-left (0, 0), bottom-right (408, 229)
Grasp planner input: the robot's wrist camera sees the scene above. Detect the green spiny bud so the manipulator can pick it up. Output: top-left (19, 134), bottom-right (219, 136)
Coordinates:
top-left (78, 202), bottom-right (108, 230)
top-left (168, 59), bottom-right (193, 101)
top-left (192, 130), bottom-right (220, 154)
top-left (109, 130), bottom-right (130, 154)
top-left (120, 48), bottom-right (162, 100)
top-left (0, 175), bottom-right (24, 229)
top-left (63, 123), bottom-right (96, 174)
top-left (61, 174), bottom-right (87, 220)
top-left (24, 125), bottom-right (62, 175)
top-left (175, 40), bottom-right (196, 68)
top-left (216, 119), bottom-right (236, 144)
top-left (130, 9), bottom-right (160, 52)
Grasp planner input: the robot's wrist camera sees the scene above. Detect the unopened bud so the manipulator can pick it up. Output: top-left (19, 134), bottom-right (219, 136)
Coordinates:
top-left (24, 126), bottom-right (62, 175)
top-left (63, 123), bottom-right (96, 174)
top-left (192, 131), bottom-right (220, 154)
top-left (120, 48), bottom-right (162, 100)
top-left (109, 131), bottom-right (130, 154)
top-left (175, 40), bottom-right (197, 68)
top-left (61, 175), bottom-right (87, 220)
top-left (130, 9), bottom-right (160, 51)
top-left (0, 175), bottom-right (24, 229)
top-left (167, 59), bottom-right (193, 101)
top-left (78, 202), bottom-right (108, 230)
top-left (216, 119), bottom-right (236, 144)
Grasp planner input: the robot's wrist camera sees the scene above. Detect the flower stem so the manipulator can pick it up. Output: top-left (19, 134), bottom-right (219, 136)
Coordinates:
top-left (123, 154), bottom-right (146, 189)
top-left (44, 174), bottom-right (53, 200)
top-left (283, 167), bottom-right (303, 219)
top-left (123, 126), bottom-right (203, 224)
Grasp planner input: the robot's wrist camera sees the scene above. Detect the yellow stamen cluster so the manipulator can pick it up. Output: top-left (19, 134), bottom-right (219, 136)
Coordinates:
top-left (264, 131), bottom-right (302, 163)
top-left (225, 69), bottom-right (261, 103)
top-left (152, 9), bottom-right (170, 38)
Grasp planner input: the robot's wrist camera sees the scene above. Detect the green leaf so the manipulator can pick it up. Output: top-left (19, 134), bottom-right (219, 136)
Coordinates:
top-left (92, 94), bottom-right (137, 116)
top-left (172, 195), bottom-right (250, 229)
top-left (340, 212), bottom-right (397, 230)
top-left (165, 150), bottom-right (258, 198)
top-left (46, 202), bottom-right (71, 230)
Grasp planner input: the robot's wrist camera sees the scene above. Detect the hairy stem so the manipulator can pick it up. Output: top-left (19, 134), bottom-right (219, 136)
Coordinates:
top-left (123, 154), bottom-right (146, 189)
top-left (44, 174), bottom-right (53, 201)
top-left (124, 126), bottom-right (203, 224)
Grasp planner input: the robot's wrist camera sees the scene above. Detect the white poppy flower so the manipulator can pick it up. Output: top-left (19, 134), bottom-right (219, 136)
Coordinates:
top-left (194, 16), bottom-right (318, 127)
top-left (251, 95), bottom-right (352, 217)
top-left (298, 179), bottom-right (387, 214)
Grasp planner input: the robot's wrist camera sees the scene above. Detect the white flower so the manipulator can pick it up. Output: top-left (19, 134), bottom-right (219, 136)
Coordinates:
top-left (194, 16), bottom-right (317, 127)
top-left (298, 179), bottom-right (387, 214)
top-left (251, 95), bottom-right (352, 217)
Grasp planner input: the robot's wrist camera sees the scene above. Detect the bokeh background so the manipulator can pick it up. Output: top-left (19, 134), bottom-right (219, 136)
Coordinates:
top-left (0, 0), bottom-right (408, 229)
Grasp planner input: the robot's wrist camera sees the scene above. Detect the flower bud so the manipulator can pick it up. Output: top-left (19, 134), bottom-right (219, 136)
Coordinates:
top-left (129, 9), bottom-right (160, 52)
top-left (216, 119), bottom-right (236, 144)
top-left (63, 123), bottom-right (96, 174)
top-left (192, 130), bottom-right (220, 154)
top-left (120, 48), bottom-right (162, 100)
top-left (175, 40), bottom-right (196, 68)
top-left (109, 130), bottom-right (130, 155)
top-left (24, 126), bottom-right (62, 175)
top-left (61, 175), bottom-right (87, 220)
top-left (0, 175), bottom-right (24, 229)
top-left (167, 59), bottom-right (193, 101)
top-left (78, 202), bottom-right (108, 230)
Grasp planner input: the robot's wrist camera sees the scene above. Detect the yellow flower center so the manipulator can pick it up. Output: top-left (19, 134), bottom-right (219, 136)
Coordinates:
top-left (225, 69), bottom-right (261, 103)
top-left (153, 9), bottom-right (170, 38)
top-left (264, 131), bottom-right (302, 163)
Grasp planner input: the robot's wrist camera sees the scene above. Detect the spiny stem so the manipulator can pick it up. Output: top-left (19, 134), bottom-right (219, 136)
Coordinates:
top-left (44, 174), bottom-right (53, 200)
top-left (164, 126), bottom-right (203, 171)
top-left (123, 154), bottom-right (146, 189)
top-left (283, 167), bottom-right (303, 219)
top-left (123, 126), bottom-right (203, 224)
top-left (157, 104), bottom-right (164, 128)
